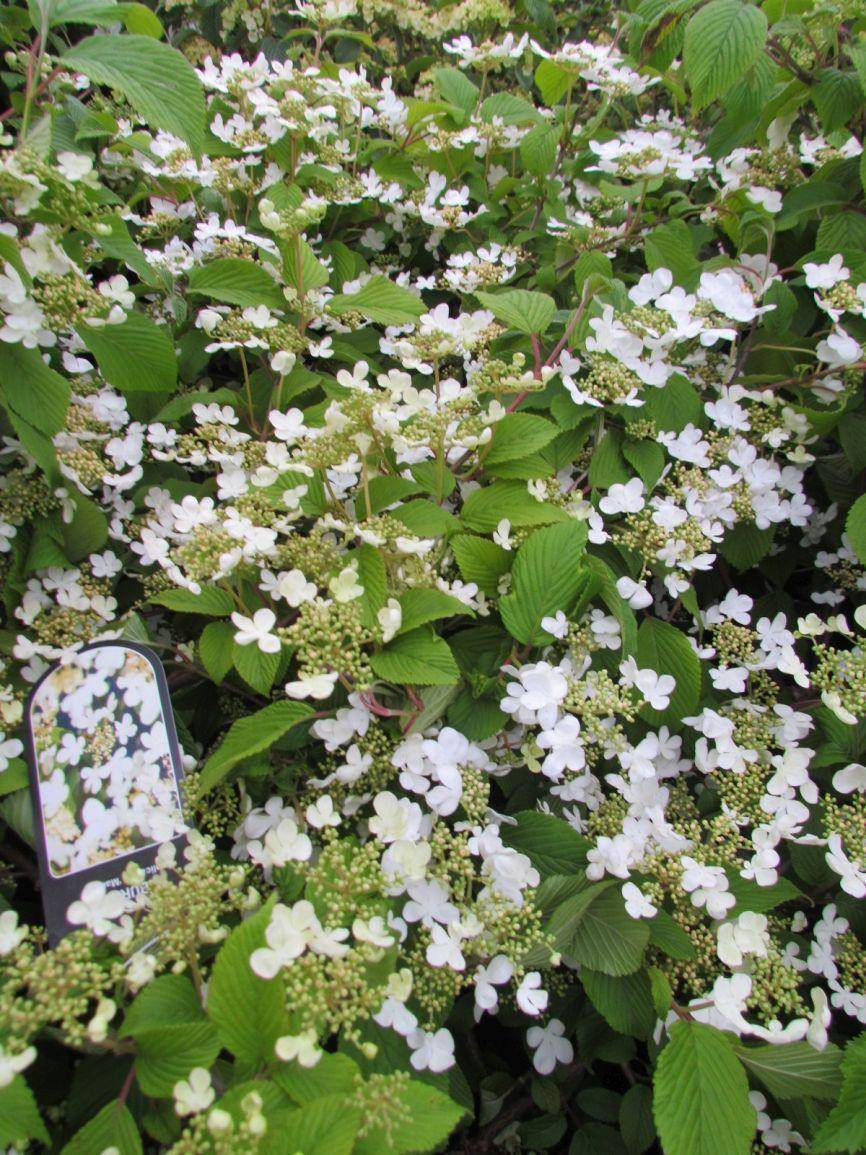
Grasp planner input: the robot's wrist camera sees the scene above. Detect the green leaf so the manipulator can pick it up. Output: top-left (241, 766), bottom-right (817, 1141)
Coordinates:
top-left (61, 1099), bottom-right (140, 1155)
top-left (199, 701), bottom-right (314, 792)
top-left (188, 258), bottom-right (287, 310)
top-left (501, 811), bottom-right (591, 877)
top-left (726, 872), bottom-right (802, 913)
top-left (475, 288), bottom-right (556, 334)
top-left (534, 57), bottom-right (572, 105)
top-left (134, 1022), bottom-right (221, 1097)
top-left (353, 1080), bottom-right (467, 1155)
top-left (620, 1084), bottom-right (656, 1155)
top-left (0, 343), bottom-right (70, 435)
top-left (328, 276), bottom-right (425, 325)
top-left (149, 586), bottom-right (235, 616)
top-left (450, 534), bottom-right (512, 595)
top-left (264, 1096), bottom-right (361, 1155)
top-left (397, 587), bottom-right (473, 634)
top-left (636, 616), bottom-right (701, 727)
top-left (500, 520), bottom-right (589, 643)
top-left (432, 67), bottom-right (479, 113)
top-left (479, 91), bottom-right (542, 125)
top-left (486, 413), bottom-right (559, 465)
top-left (569, 887), bottom-right (650, 976)
top-left (208, 898), bottom-right (289, 1066)
top-left (845, 493), bottom-right (866, 564)
top-left (199, 621), bottom-right (235, 683)
top-left (813, 68), bottom-right (863, 132)
top-left (461, 480), bottom-right (569, 532)
top-left (62, 33), bottom-right (205, 152)
top-left (811, 1034), bottom-right (866, 1153)
top-left (644, 220), bottom-right (700, 286)
top-left (622, 439), bottom-right (666, 488)
top-left (370, 627), bottom-right (460, 686)
top-left (719, 522), bottom-right (774, 570)
top-left (233, 642), bottom-right (281, 695)
top-left (273, 1053), bottom-right (360, 1105)
top-left (648, 908), bottom-right (696, 960)
top-left (80, 311), bottom-right (177, 393)
top-left (520, 123), bottom-right (558, 176)
top-left (122, 974), bottom-right (203, 1036)
top-left (735, 1041), bottom-right (842, 1102)
top-left (654, 1022), bottom-right (755, 1155)
top-left (0, 1077), bottom-right (49, 1149)
top-left (61, 496), bottom-right (108, 561)
top-left (683, 0), bottom-right (768, 110)
top-left (582, 968), bottom-right (656, 1038)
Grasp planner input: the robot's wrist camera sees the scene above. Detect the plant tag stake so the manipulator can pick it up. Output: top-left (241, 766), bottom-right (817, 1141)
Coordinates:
top-left (24, 641), bottom-right (189, 945)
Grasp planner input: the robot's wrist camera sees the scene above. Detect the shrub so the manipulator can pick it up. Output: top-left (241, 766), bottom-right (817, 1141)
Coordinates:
top-left (0, 0), bottom-right (865, 1151)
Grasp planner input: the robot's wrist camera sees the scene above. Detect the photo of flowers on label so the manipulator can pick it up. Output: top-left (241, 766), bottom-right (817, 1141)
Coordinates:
top-left (28, 645), bottom-right (187, 877)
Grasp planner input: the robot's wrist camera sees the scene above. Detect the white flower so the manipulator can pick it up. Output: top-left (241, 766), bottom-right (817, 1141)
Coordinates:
top-left (67, 881), bottom-right (128, 937)
top-left (541, 610), bottom-right (569, 639)
top-left (285, 671), bottom-right (338, 699)
top-left (616, 576), bottom-right (653, 609)
top-left (717, 911), bottom-right (770, 968)
top-left (804, 254), bottom-right (848, 290)
top-left (599, 477), bottom-right (645, 515)
top-left (493, 518), bottom-right (513, 549)
top-left (0, 910), bottom-right (26, 955)
top-left (305, 796), bottom-right (341, 828)
top-left (619, 657), bottom-right (676, 711)
top-left (832, 763), bottom-right (866, 794)
top-left (515, 971), bottom-right (548, 1016)
top-left (0, 1042), bottom-right (36, 1088)
top-left (173, 1068), bottom-right (215, 1116)
top-left (408, 1027), bottom-right (455, 1073)
top-left (231, 608), bottom-right (281, 653)
top-left (329, 564), bottom-right (364, 602)
top-left (275, 1031), bottom-right (322, 1067)
top-left (527, 1019), bottom-right (573, 1075)
top-left (377, 598), bottom-right (402, 642)
top-left (622, 882), bottom-right (657, 919)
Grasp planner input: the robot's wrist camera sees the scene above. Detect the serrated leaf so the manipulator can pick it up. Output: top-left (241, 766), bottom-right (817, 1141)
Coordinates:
top-left (199, 621), bottom-right (235, 683)
top-left (735, 1041), bottom-right (842, 1102)
top-left (233, 641), bottom-right (281, 695)
top-left (149, 586), bottom-right (235, 615)
top-left (397, 587), bottom-right (473, 634)
top-left (655, 1022), bottom-right (755, 1155)
top-left (0, 1078), bottom-right (49, 1149)
top-left (811, 1034), bottom-right (866, 1152)
top-left (370, 628), bottom-right (460, 686)
top-left (500, 520), bottom-right (588, 644)
top-left (636, 616), bottom-right (701, 727)
top-left (570, 887), bottom-right (650, 976)
top-left (188, 258), bottom-right (286, 310)
top-left (583, 968), bottom-right (656, 1038)
top-left (521, 123), bottom-right (558, 176)
top-left (354, 1080), bottom-right (467, 1154)
top-left (122, 974), bottom-right (203, 1037)
top-left (328, 276), bottom-right (425, 325)
top-left (264, 1097), bottom-right (361, 1155)
top-left (0, 343), bottom-right (70, 435)
top-left (199, 701), bottom-right (314, 792)
top-left (845, 493), bottom-right (866, 564)
top-left (432, 67), bottom-right (479, 113)
top-left (461, 480), bottom-right (569, 532)
top-left (207, 897), bottom-right (289, 1065)
top-left (80, 311), bottom-right (177, 393)
top-left (501, 811), bottom-right (591, 877)
top-left (486, 413), bottom-right (559, 465)
top-left (62, 33), bottom-right (205, 152)
top-left (273, 1053), bottom-right (360, 1105)
top-left (683, 0), bottom-right (768, 110)
top-left (61, 1099), bottom-right (140, 1155)
top-left (475, 288), bottom-right (556, 334)
top-left (450, 534), bottom-right (512, 595)
top-left (134, 1021), bottom-right (221, 1097)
